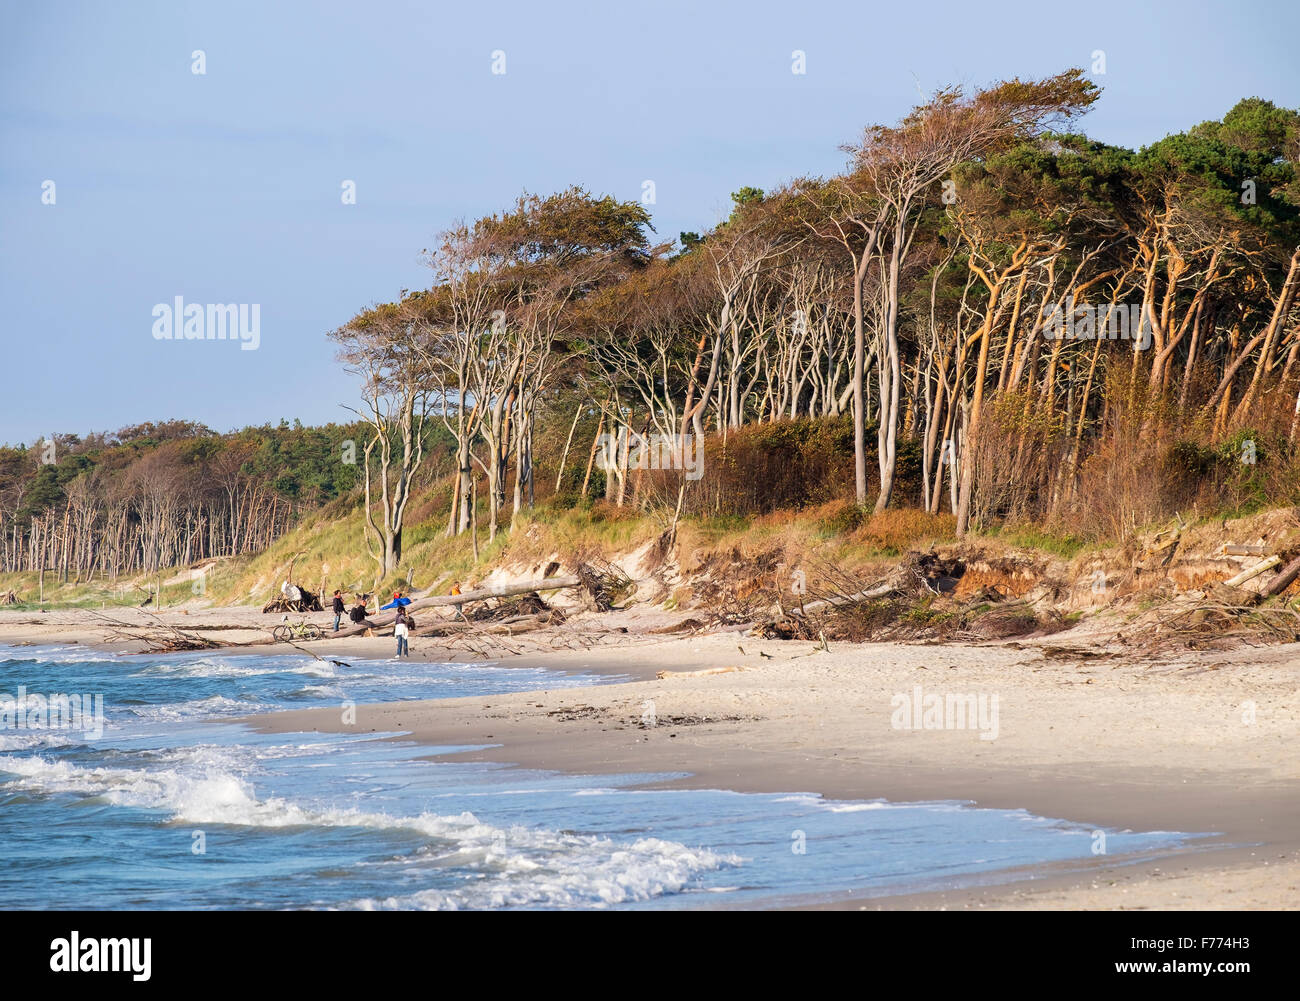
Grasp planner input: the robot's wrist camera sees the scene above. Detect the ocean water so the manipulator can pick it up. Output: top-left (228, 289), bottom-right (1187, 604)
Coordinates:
top-left (0, 644), bottom-right (1200, 910)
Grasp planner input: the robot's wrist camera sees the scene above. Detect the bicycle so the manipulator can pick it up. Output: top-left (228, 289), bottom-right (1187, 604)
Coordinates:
top-left (273, 620), bottom-right (324, 642)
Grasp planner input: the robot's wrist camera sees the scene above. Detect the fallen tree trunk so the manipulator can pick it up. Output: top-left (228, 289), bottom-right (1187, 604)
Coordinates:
top-left (1264, 553), bottom-right (1300, 597)
top-left (1226, 556), bottom-right (1281, 588)
top-left (788, 580), bottom-right (899, 617)
top-left (327, 576), bottom-right (582, 639)
top-left (1221, 543), bottom-right (1270, 557)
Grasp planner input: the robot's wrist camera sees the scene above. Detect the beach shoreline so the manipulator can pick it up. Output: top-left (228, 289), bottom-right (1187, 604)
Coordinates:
top-left (3, 606), bottom-right (1297, 909)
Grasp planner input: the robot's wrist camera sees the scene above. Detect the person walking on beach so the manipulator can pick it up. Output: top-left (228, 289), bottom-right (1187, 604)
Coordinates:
top-left (393, 606), bottom-right (410, 658)
top-left (450, 581), bottom-right (466, 622)
top-left (331, 589), bottom-right (345, 631)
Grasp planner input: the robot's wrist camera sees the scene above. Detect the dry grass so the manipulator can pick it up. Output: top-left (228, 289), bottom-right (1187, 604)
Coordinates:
top-left (854, 510), bottom-right (958, 554)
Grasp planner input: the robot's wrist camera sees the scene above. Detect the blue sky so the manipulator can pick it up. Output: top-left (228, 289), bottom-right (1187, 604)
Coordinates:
top-left (2, 0), bottom-right (1297, 446)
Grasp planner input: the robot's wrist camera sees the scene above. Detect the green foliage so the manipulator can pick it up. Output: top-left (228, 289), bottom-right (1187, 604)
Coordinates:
top-left (473, 186), bottom-right (657, 271)
top-left (1162, 439), bottom-right (1216, 479)
top-left (236, 422), bottom-right (369, 503)
top-left (901, 597), bottom-right (952, 627)
top-left (677, 231), bottom-right (704, 255)
top-left (1215, 428), bottom-right (1265, 467)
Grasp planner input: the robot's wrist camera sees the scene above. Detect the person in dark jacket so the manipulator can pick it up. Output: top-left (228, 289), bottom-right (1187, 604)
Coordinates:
top-left (331, 590), bottom-right (345, 631)
top-left (349, 597), bottom-right (368, 625)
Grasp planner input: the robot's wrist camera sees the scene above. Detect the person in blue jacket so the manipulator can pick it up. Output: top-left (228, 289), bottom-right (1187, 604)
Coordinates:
top-left (381, 591), bottom-right (411, 611)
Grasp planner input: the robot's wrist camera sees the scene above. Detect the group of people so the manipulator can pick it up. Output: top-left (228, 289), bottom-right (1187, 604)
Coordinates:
top-left (329, 591), bottom-right (371, 631)
top-left (326, 581), bottom-right (468, 658)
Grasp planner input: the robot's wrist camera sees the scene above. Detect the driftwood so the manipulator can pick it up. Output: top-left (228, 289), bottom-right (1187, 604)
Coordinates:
top-left (1143, 602), bottom-right (1300, 646)
top-left (324, 576), bottom-right (583, 639)
top-left (1203, 581), bottom-right (1258, 607)
top-left (787, 580), bottom-right (899, 617)
top-left (753, 563), bottom-right (908, 640)
top-left (780, 552), bottom-right (960, 620)
top-left (575, 559), bottom-right (635, 611)
top-left (89, 611), bottom-right (222, 653)
top-left (1134, 522), bottom-right (1184, 571)
top-left (467, 591), bottom-right (559, 621)
top-left (656, 666), bottom-right (746, 680)
top-left (412, 612), bottom-right (557, 639)
top-left (1264, 553), bottom-right (1300, 597)
top-left (1220, 543), bottom-right (1270, 557)
top-left (263, 583), bottom-right (323, 613)
top-left (1225, 556), bottom-right (1281, 588)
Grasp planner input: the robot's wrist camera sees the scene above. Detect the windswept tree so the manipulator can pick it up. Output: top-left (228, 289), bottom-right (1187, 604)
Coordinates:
top-left (682, 189), bottom-right (795, 439)
top-left (330, 301), bottom-right (433, 578)
top-left (848, 69), bottom-right (1099, 514)
top-left (417, 247), bottom-right (495, 539)
top-left (426, 188), bottom-right (654, 538)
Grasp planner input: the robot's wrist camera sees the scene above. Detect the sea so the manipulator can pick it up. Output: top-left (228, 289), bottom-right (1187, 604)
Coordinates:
top-left (0, 644), bottom-right (1202, 910)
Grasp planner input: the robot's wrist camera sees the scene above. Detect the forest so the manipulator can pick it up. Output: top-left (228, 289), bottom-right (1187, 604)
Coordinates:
top-left (0, 420), bottom-right (371, 579)
top-left (6, 69), bottom-right (1300, 585)
top-left (332, 70), bottom-right (1300, 577)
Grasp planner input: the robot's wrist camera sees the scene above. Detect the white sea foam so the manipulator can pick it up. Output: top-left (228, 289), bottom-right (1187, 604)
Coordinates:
top-left (771, 794), bottom-right (900, 812)
top-left (134, 657), bottom-right (337, 679)
top-left (351, 836), bottom-right (739, 910)
top-left (0, 644), bottom-right (121, 665)
top-left (0, 730), bottom-right (76, 751)
top-left (289, 685), bottom-right (345, 699)
top-left (125, 695), bottom-right (266, 722)
top-left (0, 750), bottom-right (742, 908)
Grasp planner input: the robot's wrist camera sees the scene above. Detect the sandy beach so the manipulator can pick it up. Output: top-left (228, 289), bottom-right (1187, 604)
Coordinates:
top-left (3, 604), bottom-right (1294, 909)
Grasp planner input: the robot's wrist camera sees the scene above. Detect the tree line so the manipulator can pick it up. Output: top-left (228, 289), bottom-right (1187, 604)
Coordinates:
top-left (333, 69), bottom-right (1300, 576)
top-left (0, 420), bottom-right (366, 580)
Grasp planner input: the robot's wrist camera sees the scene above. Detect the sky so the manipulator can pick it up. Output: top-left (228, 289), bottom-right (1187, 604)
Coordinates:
top-left (2, 0), bottom-right (1297, 446)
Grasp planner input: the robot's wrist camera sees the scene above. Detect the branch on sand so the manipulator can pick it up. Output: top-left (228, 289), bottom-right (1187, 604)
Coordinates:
top-left (411, 611), bottom-right (561, 639)
top-left (1224, 555), bottom-right (1282, 588)
top-left (88, 611), bottom-right (224, 653)
top-left (754, 556), bottom-right (922, 640)
top-left (1136, 602), bottom-right (1300, 648)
